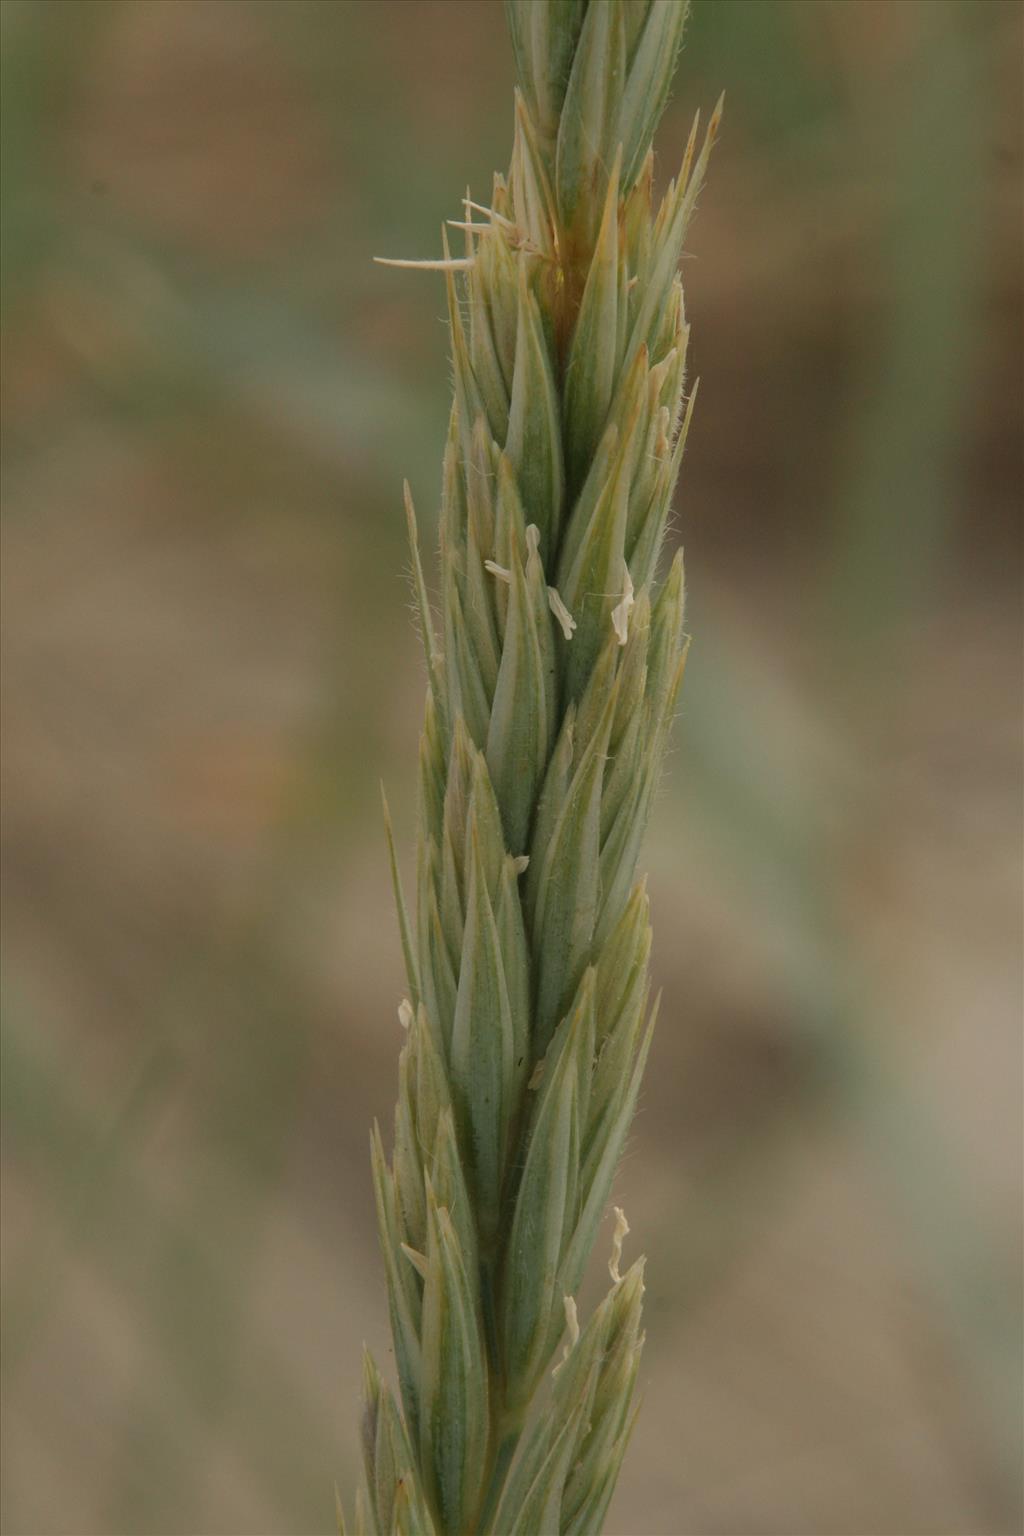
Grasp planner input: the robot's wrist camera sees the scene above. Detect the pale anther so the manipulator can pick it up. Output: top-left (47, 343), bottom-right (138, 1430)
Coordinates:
top-left (611, 562), bottom-right (635, 646)
top-left (655, 406), bottom-right (671, 459)
top-left (374, 255), bottom-right (475, 271)
top-left (609, 1206), bottom-right (630, 1283)
top-left (400, 1243), bottom-right (429, 1280)
top-left (462, 196), bottom-right (516, 231)
top-left (552, 1294), bottom-right (580, 1377)
top-left (547, 586), bottom-right (577, 641)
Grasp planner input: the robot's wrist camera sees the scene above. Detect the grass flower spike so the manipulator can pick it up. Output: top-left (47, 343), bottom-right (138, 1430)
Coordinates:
top-left (353, 4), bottom-right (719, 1531)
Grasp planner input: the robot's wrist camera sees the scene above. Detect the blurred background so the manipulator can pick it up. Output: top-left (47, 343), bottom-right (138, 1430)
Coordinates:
top-left (2, 2), bottom-right (1021, 1532)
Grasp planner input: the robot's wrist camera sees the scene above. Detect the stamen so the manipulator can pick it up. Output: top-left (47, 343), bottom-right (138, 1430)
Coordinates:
top-left (462, 196), bottom-right (516, 231)
top-left (374, 255), bottom-right (475, 271)
top-left (547, 586), bottom-right (577, 640)
top-left (400, 1244), bottom-right (429, 1280)
top-left (552, 1294), bottom-right (580, 1376)
top-left (611, 562), bottom-right (635, 646)
top-left (655, 405), bottom-right (671, 459)
top-left (609, 1206), bottom-right (630, 1284)
top-left (485, 560), bottom-right (512, 585)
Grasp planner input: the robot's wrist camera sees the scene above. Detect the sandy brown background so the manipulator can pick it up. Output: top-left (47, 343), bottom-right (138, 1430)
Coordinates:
top-left (2, 2), bottom-right (1022, 1533)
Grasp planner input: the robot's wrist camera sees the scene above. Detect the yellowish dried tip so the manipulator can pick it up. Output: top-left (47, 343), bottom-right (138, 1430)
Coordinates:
top-left (678, 108), bottom-right (701, 196)
top-left (609, 1206), bottom-right (630, 1284)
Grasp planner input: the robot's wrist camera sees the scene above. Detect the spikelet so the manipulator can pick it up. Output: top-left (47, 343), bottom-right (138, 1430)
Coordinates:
top-left (356, 4), bottom-right (719, 1531)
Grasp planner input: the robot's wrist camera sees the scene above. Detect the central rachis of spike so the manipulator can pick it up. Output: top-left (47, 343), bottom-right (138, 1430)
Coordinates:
top-left (356, 5), bottom-right (720, 1533)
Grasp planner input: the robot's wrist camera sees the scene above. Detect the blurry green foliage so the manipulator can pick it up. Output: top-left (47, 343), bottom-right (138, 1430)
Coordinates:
top-left (2, 3), bottom-right (1020, 1533)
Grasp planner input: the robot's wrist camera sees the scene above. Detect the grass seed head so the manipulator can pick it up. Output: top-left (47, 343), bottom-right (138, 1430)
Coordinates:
top-left (361, 3), bottom-right (718, 1530)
